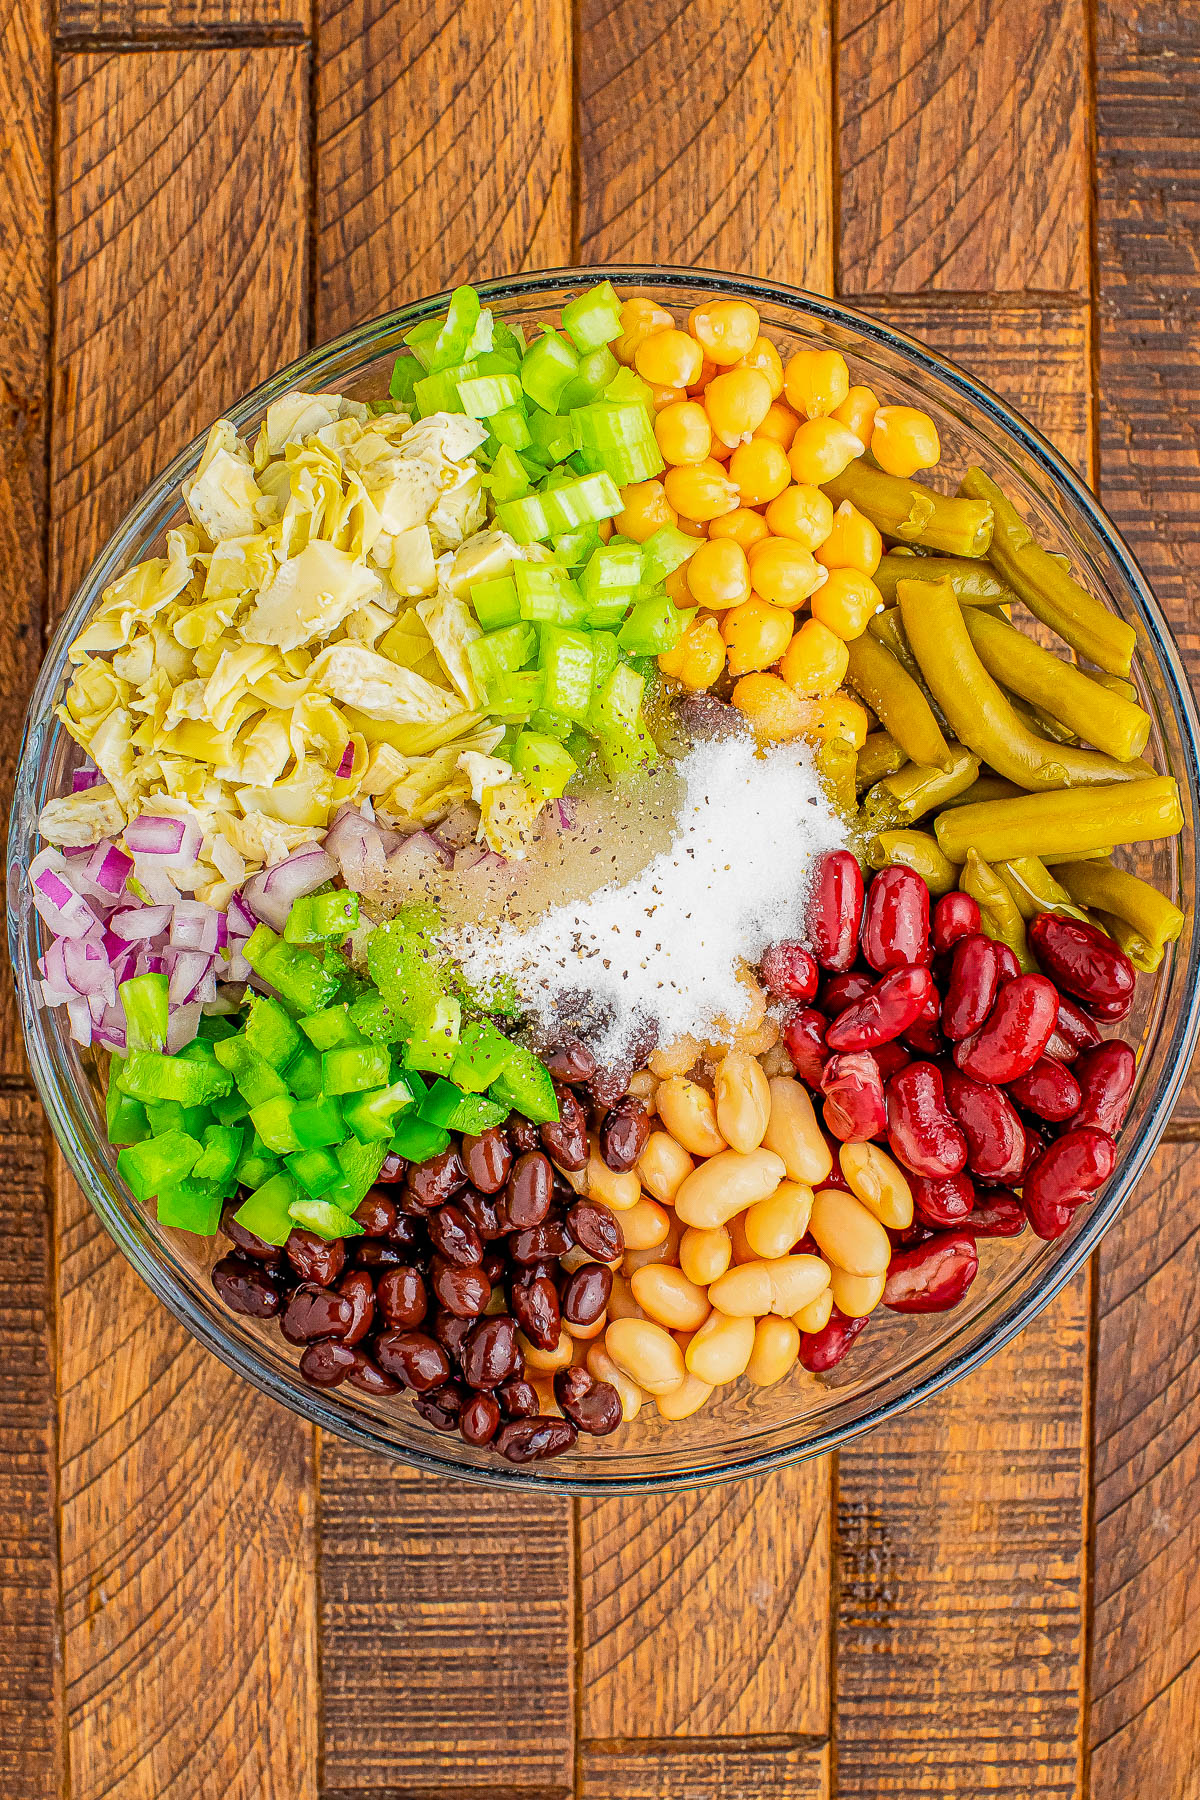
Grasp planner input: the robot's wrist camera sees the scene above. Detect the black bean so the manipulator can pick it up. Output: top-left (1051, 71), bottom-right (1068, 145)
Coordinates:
top-left (280, 1284), bottom-right (354, 1345)
top-left (374, 1153), bottom-right (408, 1183)
top-left (503, 1151), bottom-right (554, 1230)
top-left (285, 1228), bottom-right (346, 1288)
top-left (509, 1220), bottom-right (572, 1264)
top-left (496, 1377), bottom-right (539, 1420)
top-left (459, 1391), bottom-right (501, 1446)
top-left (405, 1146), bottom-right (468, 1209)
top-left (335, 1269), bottom-right (376, 1345)
top-left (430, 1257), bottom-right (490, 1318)
top-left (220, 1206), bottom-right (283, 1265)
top-left (212, 1254), bottom-right (283, 1317)
top-left (375, 1329), bottom-right (451, 1391)
top-left (511, 1274), bottom-right (561, 1350)
top-left (428, 1203), bottom-right (483, 1268)
top-left (540, 1086), bottom-right (590, 1171)
top-left (461, 1315), bottom-right (521, 1389)
top-left (353, 1191), bottom-right (398, 1236)
top-left (353, 1241), bottom-right (408, 1272)
top-left (506, 1113), bottom-right (542, 1154)
top-left (494, 1417), bottom-right (578, 1462)
top-left (599, 1098), bottom-right (650, 1172)
top-left (566, 1200), bottom-right (624, 1261)
top-left (544, 1039), bottom-right (597, 1084)
top-left (554, 1366), bottom-right (622, 1435)
top-left (481, 1248), bottom-right (508, 1284)
top-left (461, 1127), bottom-right (513, 1194)
top-left (561, 1262), bottom-right (612, 1327)
top-left (457, 1187), bottom-right (505, 1241)
top-left (433, 1311), bottom-right (473, 1366)
top-left (587, 1062), bottom-right (633, 1111)
top-left (345, 1350), bottom-right (401, 1395)
top-left (299, 1341), bottom-right (357, 1387)
top-left (376, 1265), bottom-right (428, 1330)
top-left (413, 1382), bottom-right (464, 1431)
top-left (384, 1213), bottom-right (425, 1250)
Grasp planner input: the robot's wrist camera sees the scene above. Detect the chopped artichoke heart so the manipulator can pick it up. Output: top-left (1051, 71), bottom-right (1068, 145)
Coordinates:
top-left (243, 539), bottom-right (381, 651)
top-left (38, 784), bottom-right (126, 847)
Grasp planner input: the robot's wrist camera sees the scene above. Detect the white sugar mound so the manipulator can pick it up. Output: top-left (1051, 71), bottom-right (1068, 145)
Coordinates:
top-left (450, 733), bottom-right (847, 1062)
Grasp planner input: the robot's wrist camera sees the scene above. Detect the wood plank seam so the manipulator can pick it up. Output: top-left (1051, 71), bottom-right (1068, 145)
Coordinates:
top-left (583, 1735), bottom-right (830, 1754)
top-left (55, 24), bottom-right (310, 47)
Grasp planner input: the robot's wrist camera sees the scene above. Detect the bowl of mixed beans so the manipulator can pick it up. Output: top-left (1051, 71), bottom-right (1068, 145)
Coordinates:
top-left (11, 267), bottom-right (1200, 1490)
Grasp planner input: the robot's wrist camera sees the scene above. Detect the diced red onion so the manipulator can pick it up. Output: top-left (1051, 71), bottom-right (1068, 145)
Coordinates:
top-left (166, 1002), bottom-right (203, 1054)
top-left (325, 805), bottom-right (389, 891)
top-left (223, 949), bottom-right (252, 983)
top-left (31, 864), bottom-right (99, 941)
top-left (554, 798), bottom-right (576, 831)
top-left (71, 768), bottom-right (103, 793)
top-left (131, 861), bottom-right (181, 907)
top-left (65, 998), bottom-right (93, 1046)
top-left (452, 843), bottom-right (506, 873)
top-left (386, 831), bottom-right (453, 880)
top-left (125, 814), bottom-right (201, 863)
top-left (336, 742), bottom-right (355, 779)
top-left (85, 841), bottom-right (134, 895)
top-left (225, 893), bottom-right (257, 941)
top-left (242, 844), bottom-right (338, 932)
top-left (108, 906), bottom-right (172, 941)
top-left (163, 947), bottom-right (214, 1006)
top-left (170, 900), bottom-right (222, 955)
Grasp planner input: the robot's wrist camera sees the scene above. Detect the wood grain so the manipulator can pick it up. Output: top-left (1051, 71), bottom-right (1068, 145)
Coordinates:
top-left (833, 298), bottom-right (1093, 1797)
top-left (0, 1095), bottom-right (61, 1799)
top-left (1094, 2), bottom-right (1200, 1126)
top-left (580, 1739), bottom-right (829, 1799)
top-left (1090, 1141), bottom-right (1200, 1799)
top-left (319, 1449), bottom-right (574, 1795)
top-left (315, 0), bottom-right (572, 331)
top-left (53, 47), bottom-right (310, 604)
top-left (0, 0), bottom-right (52, 1078)
top-left (837, 0), bottom-right (1090, 295)
top-left (56, 0), bottom-right (309, 39)
top-left (53, 48), bottom-right (318, 1800)
top-left (580, 1464), bottom-right (830, 1741)
top-left (577, 0), bottom-right (831, 286)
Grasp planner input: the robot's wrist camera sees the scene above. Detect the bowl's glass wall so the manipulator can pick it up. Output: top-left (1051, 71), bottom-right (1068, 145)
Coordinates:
top-left (11, 269), bottom-right (1200, 1491)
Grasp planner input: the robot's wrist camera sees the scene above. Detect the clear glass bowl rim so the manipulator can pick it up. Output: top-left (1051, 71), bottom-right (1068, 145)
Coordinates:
top-left (11, 262), bottom-right (1200, 1493)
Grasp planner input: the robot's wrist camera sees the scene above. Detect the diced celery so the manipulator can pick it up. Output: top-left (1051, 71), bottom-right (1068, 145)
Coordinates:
top-left (457, 371), bottom-right (523, 418)
top-left (597, 719), bottom-right (658, 781)
top-left (571, 400), bottom-right (654, 458)
top-left (485, 445), bottom-right (531, 503)
top-left (561, 346), bottom-right (621, 410)
top-left (402, 316), bottom-right (442, 370)
top-left (561, 279), bottom-right (623, 352)
top-left (603, 365), bottom-right (655, 407)
top-left (538, 472), bottom-right (622, 534)
top-left (427, 283), bottom-right (482, 371)
top-left (413, 364), bottom-right (471, 416)
top-left (551, 521), bottom-right (602, 569)
top-left (389, 354), bottom-right (420, 406)
top-left (512, 730), bottom-right (577, 799)
top-left (244, 995), bottom-right (303, 1070)
top-left (593, 659), bottom-right (645, 736)
top-left (489, 405), bottom-right (533, 452)
top-left (486, 669), bottom-right (545, 717)
top-left (470, 575), bottom-right (522, 631)
top-left (586, 631), bottom-right (622, 708)
top-left (515, 562), bottom-right (586, 625)
top-left (526, 709), bottom-right (574, 743)
top-left (578, 438), bottom-right (665, 486)
top-left (521, 328), bottom-right (580, 412)
top-left (640, 523), bottom-right (699, 588)
top-left (539, 626), bottom-right (595, 720)
top-left (466, 621), bottom-right (538, 691)
top-left (618, 596), bottom-right (694, 656)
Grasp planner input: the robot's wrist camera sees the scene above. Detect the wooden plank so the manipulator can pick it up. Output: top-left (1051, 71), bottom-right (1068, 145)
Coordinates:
top-left (319, 1450), bottom-right (575, 1796)
top-left (52, 47), bottom-right (310, 604)
top-left (837, 0), bottom-right (1090, 295)
top-left (53, 49), bottom-right (319, 1800)
top-left (580, 1465), bottom-right (831, 1740)
top-left (1090, 1141), bottom-right (1200, 1797)
top-left (56, 0), bottom-right (309, 40)
top-left (0, 0), bottom-right (52, 1079)
top-left (580, 1740), bottom-right (829, 1799)
top-left (312, 12), bottom-right (577, 1796)
top-left (315, 0), bottom-right (572, 330)
top-left (0, 1094), bottom-right (62, 1799)
top-left (1094, 1), bottom-right (1200, 1128)
top-left (577, 0), bottom-right (831, 284)
top-left (833, 297), bottom-right (1093, 1798)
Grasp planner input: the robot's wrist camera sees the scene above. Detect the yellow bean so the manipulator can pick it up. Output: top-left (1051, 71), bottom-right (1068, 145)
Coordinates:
top-left (762, 1077), bottom-right (834, 1184)
top-left (685, 1309), bottom-right (756, 1384)
top-left (626, 1068), bottom-right (658, 1105)
top-left (674, 1147), bottom-right (787, 1229)
top-left (838, 1140), bottom-right (914, 1230)
top-left (587, 1344), bottom-right (646, 1422)
top-left (713, 1050), bottom-right (772, 1153)
top-left (727, 1210), bottom-right (756, 1264)
top-left (655, 1077), bottom-right (727, 1158)
top-left (562, 1310), bottom-right (608, 1341)
top-left (793, 1288), bottom-right (834, 1335)
top-left (606, 1275), bottom-right (646, 1321)
top-left (745, 1179), bottom-right (814, 1258)
top-left (828, 1266), bottom-right (886, 1319)
top-left (517, 1329), bottom-right (573, 1372)
top-left (621, 1196), bottom-right (671, 1250)
top-left (631, 1264), bottom-right (712, 1331)
top-left (586, 1138), bottom-right (641, 1211)
top-left (636, 1130), bottom-right (695, 1204)
top-left (808, 1188), bottom-right (892, 1276)
top-left (648, 1034), bottom-right (703, 1079)
top-left (529, 1375), bottom-right (564, 1417)
top-left (708, 1254), bottom-right (830, 1317)
top-left (747, 1315), bottom-right (801, 1387)
top-left (679, 1223), bottom-right (733, 1286)
top-left (656, 1372), bottom-right (715, 1420)
top-left (605, 1317), bottom-right (687, 1395)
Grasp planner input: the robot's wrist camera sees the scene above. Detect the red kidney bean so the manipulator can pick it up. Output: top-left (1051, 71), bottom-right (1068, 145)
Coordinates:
top-left (428, 1203), bottom-right (483, 1268)
top-left (1070, 1040), bottom-right (1136, 1136)
top-left (1082, 991), bottom-right (1134, 1024)
top-left (783, 1007), bottom-right (830, 1087)
top-left (220, 1207), bottom-right (283, 1265)
top-left (883, 1230), bottom-right (978, 1312)
top-left (497, 1376), bottom-right (539, 1419)
top-left (1006, 1055), bottom-right (1082, 1122)
top-left (861, 866), bottom-right (931, 972)
top-left (353, 1190), bottom-right (399, 1237)
top-left (430, 1258), bottom-right (490, 1318)
top-left (807, 849), bottom-right (864, 971)
top-left (825, 964), bottom-right (936, 1053)
top-left (461, 1314), bottom-right (522, 1389)
top-left (459, 1391), bottom-right (502, 1446)
top-left (910, 1170), bottom-right (975, 1227)
top-left (375, 1153), bottom-right (406, 1184)
top-left (212, 1254), bottom-right (283, 1316)
top-left (502, 1152), bottom-right (554, 1231)
top-left (376, 1329), bottom-right (452, 1391)
top-left (511, 1273), bottom-right (561, 1349)
top-left (376, 1265), bottom-right (428, 1330)
top-left (901, 980), bottom-right (943, 1057)
top-left (544, 1039), bottom-right (597, 1084)
top-left (942, 1068), bottom-right (1026, 1182)
top-left (509, 1220), bottom-right (573, 1264)
top-left (891, 1221), bottom-right (937, 1250)
top-left (413, 1382), bottom-right (465, 1430)
top-left (1024, 1125), bottom-right (1116, 1231)
top-left (954, 974), bottom-right (1059, 1083)
top-left (760, 940), bottom-right (819, 1003)
top-left (561, 1262), bottom-right (612, 1326)
top-left (506, 1113), bottom-right (543, 1155)
top-left (968, 1188), bottom-right (1027, 1237)
top-left (1028, 912), bottom-right (1136, 1017)
top-left (280, 1284), bottom-right (354, 1345)
top-left (871, 1040), bottom-right (912, 1083)
top-left (932, 890), bottom-right (981, 954)
top-left (346, 1350), bottom-right (401, 1395)
top-left (406, 1146), bottom-right (468, 1209)
top-left (433, 1310), bottom-right (473, 1364)
top-left (820, 970), bottom-right (875, 1014)
top-left (1045, 992), bottom-right (1104, 1062)
top-left (495, 1416), bottom-right (578, 1462)
top-left (995, 943), bottom-right (1021, 982)
top-left (798, 1305), bottom-right (870, 1371)
top-left (599, 1098), bottom-right (650, 1171)
top-left (942, 935), bottom-right (1006, 1042)
top-left (334, 1269), bottom-right (375, 1345)
top-left (299, 1340), bottom-right (357, 1387)
top-left (821, 1052), bottom-right (888, 1142)
top-left (541, 1085), bottom-right (590, 1171)
top-left (461, 1128), bottom-right (513, 1194)
top-left (554, 1367), bottom-right (622, 1435)
top-left (885, 1062), bottom-right (968, 1179)
top-left (566, 1200), bottom-right (624, 1261)
top-left (1017, 1122), bottom-right (1049, 1181)
top-left (456, 1187), bottom-right (505, 1243)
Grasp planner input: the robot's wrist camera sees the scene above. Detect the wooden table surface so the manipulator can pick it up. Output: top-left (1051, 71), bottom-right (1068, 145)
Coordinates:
top-left (2, 2), bottom-right (1198, 1794)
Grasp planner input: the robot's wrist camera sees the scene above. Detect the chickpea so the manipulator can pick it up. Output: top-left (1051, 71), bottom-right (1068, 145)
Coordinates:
top-left (734, 334), bottom-right (785, 398)
top-left (663, 459), bottom-right (740, 522)
top-left (779, 617), bottom-right (850, 696)
top-left (731, 673), bottom-right (820, 742)
top-left (655, 399), bottom-right (713, 466)
top-left (635, 327), bottom-right (705, 390)
top-left (657, 616), bottom-right (726, 692)
top-left (729, 437), bottom-right (791, 506)
top-left (783, 348), bottom-right (851, 419)
top-left (614, 479), bottom-right (677, 543)
top-left (764, 483), bottom-right (834, 550)
top-left (815, 500), bottom-right (883, 576)
top-left (688, 299), bottom-right (760, 365)
top-left (686, 537), bottom-right (751, 610)
top-left (748, 536), bottom-right (826, 610)
top-left (809, 567), bottom-right (882, 641)
top-left (871, 405), bottom-right (941, 477)
top-left (721, 599), bottom-right (794, 677)
top-left (833, 384), bottom-right (879, 447)
top-left (708, 506), bottom-right (771, 551)
top-left (704, 367), bottom-right (773, 446)
top-left (613, 297), bottom-right (674, 365)
top-left (787, 418), bottom-right (864, 486)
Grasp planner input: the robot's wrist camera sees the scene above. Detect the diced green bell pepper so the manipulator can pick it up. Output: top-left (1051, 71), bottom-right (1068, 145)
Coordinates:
top-left (322, 1043), bottom-right (392, 1095)
top-left (285, 1145), bottom-right (343, 1199)
top-left (347, 991), bottom-right (406, 1045)
top-left (244, 995), bottom-right (303, 1070)
top-left (234, 1171), bottom-right (300, 1247)
top-left (403, 995), bottom-right (462, 1074)
top-left (449, 1019), bottom-right (516, 1092)
top-left (117, 1128), bottom-right (202, 1204)
top-left (444, 1090), bottom-right (509, 1134)
top-left (156, 1177), bottom-right (223, 1235)
top-left (290, 1094), bottom-right (345, 1150)
top-left (211, 1087), bottom-right (251, 1126)
top-left (192, 1123), bottom-right (244, 1187)
top-left (283, 890), bottom-right (360, 945)
top-left (119, 972), bottom-right (168, 1052)
top-left (235, 1140), bottom-right (283, 1191)
top-left (249, 1095), bottom-right (303, 1155)
top-left (105, 1072), bottom-right (149, 1147)
top-left (329, 1137), bottom-right (388, 1207)
top-left (299, 1004), bottom-right (363, 1051)
top-left (117, 1049), bottom-right (231, 1108)
top-left (391, 1113), bottom-right (452, 1161)
top-left (487, 1042), bottom-right (560, 1124)
top-left (416, 1077), bottom-right (469, 1129)
top-left (213, 1035), bottom-right (290, 1106)
top-left (288, 1197), bottom-right (364, 1242)
top-left (242, 925), bottom-right (342, 1014)
top-left (341, 1076), bottom-right (419, 1143)
top-left (286, 1044), bottom-right (324, 1100)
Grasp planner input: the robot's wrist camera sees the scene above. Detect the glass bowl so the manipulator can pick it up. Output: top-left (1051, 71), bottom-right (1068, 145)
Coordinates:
top-left (10, 267), bottom-right (1200, 1493)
